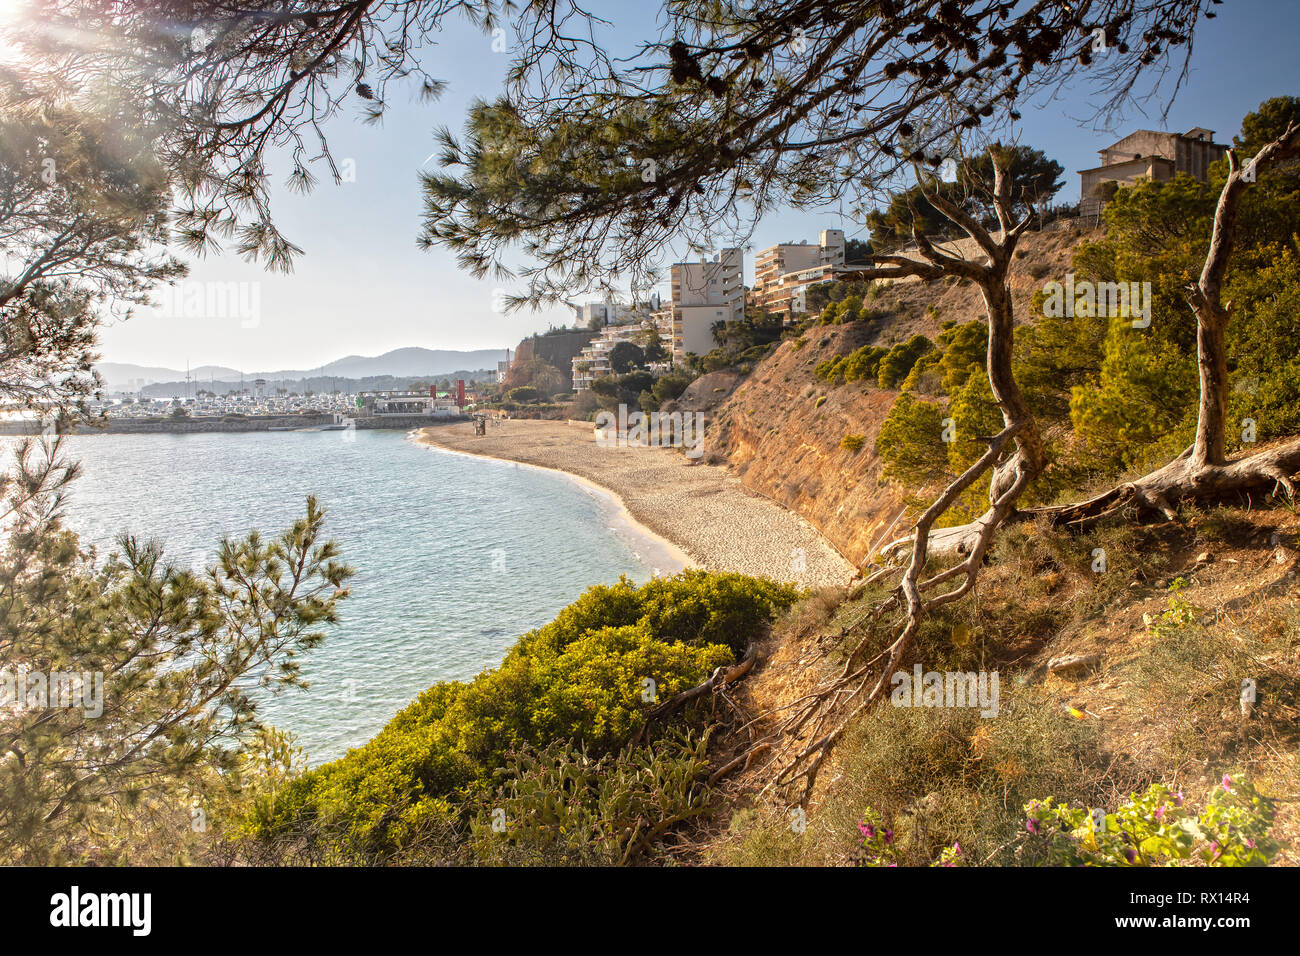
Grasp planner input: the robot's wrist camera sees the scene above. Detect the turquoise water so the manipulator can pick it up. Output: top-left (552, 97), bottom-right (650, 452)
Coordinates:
top-left (52, 429), bottom-right (683, 763)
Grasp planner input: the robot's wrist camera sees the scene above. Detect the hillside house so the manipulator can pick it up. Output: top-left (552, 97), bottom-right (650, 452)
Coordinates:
top-left (1079, 127), bottom-right (1228, 217)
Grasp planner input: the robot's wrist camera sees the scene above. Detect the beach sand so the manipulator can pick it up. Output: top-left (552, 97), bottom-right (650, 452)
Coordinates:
top-left (414, 419), bottom-right (857, 588)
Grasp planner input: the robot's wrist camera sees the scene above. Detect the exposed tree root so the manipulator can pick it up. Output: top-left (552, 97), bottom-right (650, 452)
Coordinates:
top-left (631, 646), bottom-right (758, 747)
top-left (757, 425), bottom-right (1032, 803)
top-left (703, 119), bottom-right (1300, 819)
top-left (1033, 438), bottom-right (1300, 529)
top-left (717, 158), bottom-right (1050, 807)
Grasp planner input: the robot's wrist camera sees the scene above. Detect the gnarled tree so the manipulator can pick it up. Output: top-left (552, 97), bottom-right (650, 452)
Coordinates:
top-left (417, 0), bottom-right (1221, 799)
top-left (1036, 119), bottom-right (1300, 527)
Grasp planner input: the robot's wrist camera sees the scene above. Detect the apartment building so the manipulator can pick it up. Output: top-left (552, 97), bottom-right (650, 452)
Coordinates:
top-left (668, 248), bottom-right (744, 363)
top-left (1079, 127), bottom-right (1228, 217)
top-left (748, 229), bottom-right (874, 320)
top-left (571, 310), bottom-right (673, 392)
top-left (576, 301), bottom-right (633, 328)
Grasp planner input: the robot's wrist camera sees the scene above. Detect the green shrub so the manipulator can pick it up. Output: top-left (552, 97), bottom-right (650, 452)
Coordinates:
top-left (506, 385), bottom-right (541, 403)
top-left (469, 730), bottom-right (714, 865)
top-left (875, 392), bottom-right (949, 487)
top-left (878, 334), bottom-right (935, 388)
top-left (841, 434), bottom-right (866, 453)
top-left (711, 682), bottom-right (1113, 866)
top-left (1024, 777), bottom-right (1279, 866)
top-left (815, 345), bottom-right (888, 386)
top-left (245, 572), bottom-right (800, 858)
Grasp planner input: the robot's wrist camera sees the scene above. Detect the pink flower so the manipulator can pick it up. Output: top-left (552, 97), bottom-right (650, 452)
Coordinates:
top-left (1174, 791), bottom-right (1185, 806)
top-left (858, 821), bottom-right (875, 839)
top-left (1154, 804), bottom-right (1166, 822)
top-left (952, 842), bottom-right (962, 855)
top-left (1026, 818), bottom-right (1040, 834)
top-left (1222, 774), bottom-right (1233, 792)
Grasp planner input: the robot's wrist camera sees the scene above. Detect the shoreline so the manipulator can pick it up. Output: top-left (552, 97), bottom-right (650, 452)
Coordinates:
top-left (416, 435), bottom-right (696, 574)
top-left (413, 420), bottom-right (856, 588)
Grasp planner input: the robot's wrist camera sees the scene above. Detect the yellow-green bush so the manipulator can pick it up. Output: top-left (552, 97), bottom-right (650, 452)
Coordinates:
top-left (243, 571), bottom-right (800, 859)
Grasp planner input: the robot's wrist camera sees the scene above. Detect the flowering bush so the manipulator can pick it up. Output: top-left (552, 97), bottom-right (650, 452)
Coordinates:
top-left (855, 807), bottom-right (962, 866)
top-left (1023, 775), bottom-right (1278, 866)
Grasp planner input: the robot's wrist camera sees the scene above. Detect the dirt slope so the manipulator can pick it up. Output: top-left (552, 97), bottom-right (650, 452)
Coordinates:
top-left (690, 225), bottom-right (1089, 567)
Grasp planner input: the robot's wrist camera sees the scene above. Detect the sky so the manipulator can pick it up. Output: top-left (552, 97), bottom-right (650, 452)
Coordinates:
top-left (76, 0), bottom-right (1300, 373)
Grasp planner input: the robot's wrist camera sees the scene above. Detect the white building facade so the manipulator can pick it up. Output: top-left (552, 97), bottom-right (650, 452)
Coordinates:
top-left (669, 248), bottom-right (744, 363)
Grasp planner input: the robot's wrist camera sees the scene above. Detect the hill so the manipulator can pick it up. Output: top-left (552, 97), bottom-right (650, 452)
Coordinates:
top-left (676, 225), bottom-right (1083, 564)
top-left (97, 347), bottom-right (509, 392)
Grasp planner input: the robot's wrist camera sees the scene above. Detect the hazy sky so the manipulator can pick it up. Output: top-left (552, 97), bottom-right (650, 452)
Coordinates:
top-left (92, 0), bottom-right (1300, 372)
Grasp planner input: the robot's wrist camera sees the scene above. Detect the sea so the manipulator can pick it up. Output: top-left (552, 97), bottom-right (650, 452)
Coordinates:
top-left (41, 429), bottom-right (683, 764)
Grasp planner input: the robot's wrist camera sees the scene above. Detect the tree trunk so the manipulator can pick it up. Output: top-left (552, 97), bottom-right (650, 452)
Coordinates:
top-left (1190, 297), bottom-right (1230, 468)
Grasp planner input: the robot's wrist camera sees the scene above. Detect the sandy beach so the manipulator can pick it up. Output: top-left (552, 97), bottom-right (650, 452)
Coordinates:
top-left (415, 419), bottom-right (857, 588)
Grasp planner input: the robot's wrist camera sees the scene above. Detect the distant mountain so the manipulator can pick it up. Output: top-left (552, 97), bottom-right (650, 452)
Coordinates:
top-left (98, 347), bottom-right (509, 392)
top-left (97, 363), bottom-right (243, 388)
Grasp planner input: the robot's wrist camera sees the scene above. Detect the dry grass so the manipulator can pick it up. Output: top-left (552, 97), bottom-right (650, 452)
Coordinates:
top-left (697, 501), bottom-right (1300, 865)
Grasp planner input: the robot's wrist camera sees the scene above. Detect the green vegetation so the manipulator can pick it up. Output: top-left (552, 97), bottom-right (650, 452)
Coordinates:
top-left (1025, 778), bottom-right (1278, 866)
top-left (865, 145), bottom-right (1064, 252)
top-left (505, 385), bottom-right (542, 404)
top-left (814, 333), bottom-right (937, 391)
top-left (1027, 97), bottom-right (1300, 473)
top-left (710, 513), bottom-right (1297, 866)
top-left (242, 571), bottom-right (800, 862)
top-left (860, 98), bottom-right (1300, 521)
top-left (877, 334), bottom-right (935, 388)
top-left (471, 731), bottom-right (714, 865)
top-left (684, 310), bottom-right (786, 378)
top-left (875, 393), bottom-right (949, 488)
top-left (608, 340), bottom-right (645, 375)
top-left (0, 441), bottom-right (353, 865)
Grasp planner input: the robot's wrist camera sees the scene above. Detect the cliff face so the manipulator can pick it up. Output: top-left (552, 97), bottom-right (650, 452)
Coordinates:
top-left (692, 226), bottom-right (1088, 567)
top-left (703, 323), bottom-right (907, 566)
top-left (511, 329), bottom-right (595, 389)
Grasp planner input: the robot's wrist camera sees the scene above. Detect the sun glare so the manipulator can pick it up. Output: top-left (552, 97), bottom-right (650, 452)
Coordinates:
top-left (0, 1), bottom-right (26, 66)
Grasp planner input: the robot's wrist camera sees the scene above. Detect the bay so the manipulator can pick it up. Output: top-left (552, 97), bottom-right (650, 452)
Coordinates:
top-left (46, 428), bottom-right (682, 763)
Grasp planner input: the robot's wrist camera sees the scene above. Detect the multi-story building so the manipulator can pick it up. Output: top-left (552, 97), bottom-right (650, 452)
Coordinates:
top-left (575, 298), bottom-right (659, 328)
top-left (747, 229), bottom-right (880, 322)
top-left (571, 312), bottom-right (672, 391)
top-left (1079, 127), bottom-right (1228, 217)
top-left (667, 248), bottom-right (744, 363)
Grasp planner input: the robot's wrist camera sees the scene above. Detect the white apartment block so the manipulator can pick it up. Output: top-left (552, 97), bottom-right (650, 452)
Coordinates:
top-left (669, 248), bottom-right (744, 363)
top-left (751, 229), bottom-right (853, 318)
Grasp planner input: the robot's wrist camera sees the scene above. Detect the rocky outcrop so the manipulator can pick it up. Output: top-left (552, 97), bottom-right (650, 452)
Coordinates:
top-left (703, 323), bottom-right (908, 567)
top-left (681, 227), bottom-right (1088, 568)
top-left (511, 329), bottom-right (595, 390)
